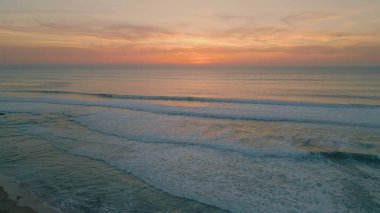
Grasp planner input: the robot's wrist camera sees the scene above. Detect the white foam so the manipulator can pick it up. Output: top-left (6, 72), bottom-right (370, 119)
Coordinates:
top-left (24, 115), bottom-right (380, 213)
top-left (2, 95), bottom-right (380, 212)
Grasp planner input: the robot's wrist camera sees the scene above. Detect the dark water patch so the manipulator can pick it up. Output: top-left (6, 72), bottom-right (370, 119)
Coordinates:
top-left (318, 151), bottom-right (380, 164)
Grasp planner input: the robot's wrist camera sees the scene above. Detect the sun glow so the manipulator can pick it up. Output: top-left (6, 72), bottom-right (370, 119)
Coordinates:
top-left (1, 0), bottom-right (380, 65)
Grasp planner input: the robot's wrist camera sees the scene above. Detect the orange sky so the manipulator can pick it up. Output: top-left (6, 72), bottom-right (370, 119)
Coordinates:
top-left (1, 0), bottom-right (380, 65)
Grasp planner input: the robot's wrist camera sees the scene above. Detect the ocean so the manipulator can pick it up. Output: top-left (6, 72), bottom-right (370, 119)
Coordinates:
top-left (0, 65), bottom-right (379, 212)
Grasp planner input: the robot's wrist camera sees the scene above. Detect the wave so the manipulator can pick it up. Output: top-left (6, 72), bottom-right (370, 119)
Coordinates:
top-left (68, 117), bottom-right (380, 164)
top-left (27, 114), bottom-right (379, 169)
top-left (65, 118), bottom-right (311, 160)
top-left (1, 98), bottom-right (380, 128)
top-left (26, 119), bottom-right (380, 213)
top-left (14, 90), bottom-right (380, 109)
top-left (48, 133), bottom-right (380, 212)
top-left (6, 111), bottom-right (380, 212)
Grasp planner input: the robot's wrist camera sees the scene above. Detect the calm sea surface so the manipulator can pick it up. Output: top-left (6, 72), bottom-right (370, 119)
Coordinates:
top-left (0, 65), bottom-right (379, 212)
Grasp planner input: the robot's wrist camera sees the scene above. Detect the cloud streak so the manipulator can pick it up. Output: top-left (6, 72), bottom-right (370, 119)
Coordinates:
top-left (281, 11), bottom-right (338, 25)
top-left (1, 2), bottom-right (380, 65)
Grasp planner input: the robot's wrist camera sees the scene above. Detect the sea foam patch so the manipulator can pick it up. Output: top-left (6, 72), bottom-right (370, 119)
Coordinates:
top-left (2, 94), bottom-right (380, 212)
top-left (22, 111), bottom-right (380, 213)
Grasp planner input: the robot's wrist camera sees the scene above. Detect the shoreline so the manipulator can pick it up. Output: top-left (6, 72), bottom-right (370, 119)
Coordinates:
top-left (0, 178), bottom-right (59, 213)
top-left (0, 186), bottom-right (36, 213)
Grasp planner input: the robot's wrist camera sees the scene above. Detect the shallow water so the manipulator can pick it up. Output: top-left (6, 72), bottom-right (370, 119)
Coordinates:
top-left (0, 65), bottom-right (379, 212)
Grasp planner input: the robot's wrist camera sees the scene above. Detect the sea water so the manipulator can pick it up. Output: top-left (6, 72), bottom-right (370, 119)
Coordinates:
top-left (0, 65), bottom-right (379, 212)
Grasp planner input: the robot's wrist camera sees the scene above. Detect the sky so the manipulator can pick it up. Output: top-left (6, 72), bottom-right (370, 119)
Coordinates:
top-left (0, 0), bottom-right (380, 65)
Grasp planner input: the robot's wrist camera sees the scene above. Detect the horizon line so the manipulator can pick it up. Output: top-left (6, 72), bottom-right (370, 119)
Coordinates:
top-left (1, 63), bottom-right (380, 68)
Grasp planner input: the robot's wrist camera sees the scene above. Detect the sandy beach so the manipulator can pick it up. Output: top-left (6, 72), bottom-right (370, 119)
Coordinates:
top-left (0, 178), bottom-right (58, 213)
top-left (0, 186), bottom-right (36, 213)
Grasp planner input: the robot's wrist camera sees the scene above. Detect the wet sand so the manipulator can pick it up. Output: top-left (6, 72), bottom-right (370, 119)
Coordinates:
top-left (0, 179), bottom-right (58, 213)
top-left (0, 186), bottom-right (37, 213)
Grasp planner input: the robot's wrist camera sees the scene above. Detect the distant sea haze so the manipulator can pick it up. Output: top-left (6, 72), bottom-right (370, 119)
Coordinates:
top-left (0, 65), bottom-right (379, 212)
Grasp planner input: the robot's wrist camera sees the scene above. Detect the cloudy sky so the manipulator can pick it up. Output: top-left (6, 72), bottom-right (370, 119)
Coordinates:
top-left (1, 0), bottom-right (380, 65)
